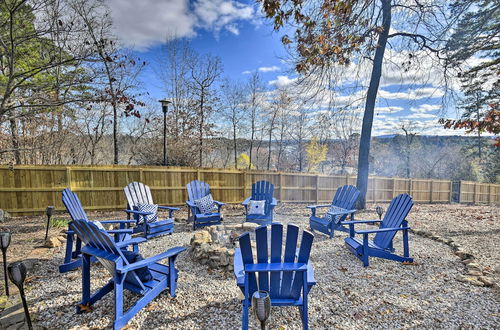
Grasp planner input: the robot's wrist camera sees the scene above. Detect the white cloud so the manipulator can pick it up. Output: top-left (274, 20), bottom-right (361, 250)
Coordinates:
top-left (378, 87), bottom-right (445, 100)
top-left (258, 66), bottom-right (280, 72)
top-left (107, 0), bottom-right (255, 49)
top-left (374, 106), bottom-right (404, 114)
top-left (269, 75), bottom-right (297, 88)
top-left (241, 70), bottom-right (252, 74)
top-left (410, 104), bottom-right (441, 113)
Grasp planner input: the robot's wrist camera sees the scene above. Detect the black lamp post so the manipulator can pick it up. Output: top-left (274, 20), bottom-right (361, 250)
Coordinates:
top-left (376, 206), bottom-right (384, 220)
top-left (159, 99), bottom-right (172, 166)
top-left (0, 231), bottom-right (11, 296)
top-left (8, 261), bottom-right (32, 330)
top-left (44, 206), bottom-right (54, 241)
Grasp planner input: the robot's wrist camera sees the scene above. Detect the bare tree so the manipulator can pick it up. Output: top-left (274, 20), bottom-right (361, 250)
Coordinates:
top-left (72, 0), bottom-right (145, 164)
top-left (399, 121), bottom-right (421, 178)
top-left (245, 72), bottom-right (264, 169)
top-left (265, 88), bottom-right (292, 170)
top-left (189, 53), bottom-right (222, 167)
top-left (221, 78), bottom-right (246, 168)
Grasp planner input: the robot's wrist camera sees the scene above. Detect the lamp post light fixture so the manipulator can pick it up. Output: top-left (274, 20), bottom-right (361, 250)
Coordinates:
top-left (252, 290), bottom-right (271, 330)
top-left (0, 231), bottom-right (11, 296)
top-left (159, 99), bottom-right (172, 166)
top-left (7, 261), bottom-right (32, 330)
top-left (44, 206), bottom-right (54, 241)
top-left (375, 206), bottom-right (384, 220)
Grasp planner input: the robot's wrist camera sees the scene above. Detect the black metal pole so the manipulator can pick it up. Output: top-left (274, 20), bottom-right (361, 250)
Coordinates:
top-left (19, 285), bottom-right (33, 330)
top-left (1, 249), bottom-right (8, 296)
top-left (44, 214), bottom-right (51, 241)
top-left (163, 108), bottom-right (167, 166)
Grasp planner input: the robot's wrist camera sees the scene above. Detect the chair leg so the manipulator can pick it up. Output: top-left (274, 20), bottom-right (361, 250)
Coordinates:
top-left (63, 231), bottom-right (74, 264)
top-left (302, 271), bottom-right (308, 329)
top-left (81, 253), bottom-right (91, 306)
top-left (242, 274), bottom-right (249, 330)
top-left (114, 273), bottom-right (124, 329)
top-left (169, 256), bottom-right (177, 297)
top-left (403, 229), bottom-right (410, 258)
top-left (362, 234), bottom-right (370, 267)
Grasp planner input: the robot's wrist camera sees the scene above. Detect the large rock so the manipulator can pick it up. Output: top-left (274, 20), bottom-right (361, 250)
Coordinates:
top-left (0, 210), bottom-right (11, 223)
top-left (44, 237), bottom-right (62, 248)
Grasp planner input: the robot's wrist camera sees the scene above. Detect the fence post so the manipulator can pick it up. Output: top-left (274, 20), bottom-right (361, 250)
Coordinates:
top-left (488, 184), bottom-right (492, 205)
top-left (315, 175), bottom-right (319, 204)
top-left (139, 168), bottom-right (144, 182)
top-left (243, 170), bottom-right (248, 198)
top-left (66, 167), bottom-right (72, 189)
top-left (429, 180), bottom-right (433, 203)
top-left (473, 183), bottom-right (477, 204)
top-left (391, 178), bottom-right (396, 199)
top-left (372, 177), bottom-right (377, 204)
top-left (449, 181), bottom-right (453, 203)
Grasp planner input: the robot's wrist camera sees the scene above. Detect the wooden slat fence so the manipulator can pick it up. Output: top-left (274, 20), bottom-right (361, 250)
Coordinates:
top-left (0, 165), bottom-right (497, 215)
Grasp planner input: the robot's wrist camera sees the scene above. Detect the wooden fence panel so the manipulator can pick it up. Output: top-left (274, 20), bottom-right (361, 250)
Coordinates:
top-left (0, 165), bottom-right (498, 215)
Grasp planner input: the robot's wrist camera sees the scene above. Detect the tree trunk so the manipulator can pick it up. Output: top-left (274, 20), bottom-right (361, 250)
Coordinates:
top-left (249, 110), bottom-right (255, 169)
top-left (113, 104), bottom-right (118, 164)
top-left (355, 0), bottom-right (392, 209)
top-left (199, 89), bottom-right (205, 167)
top-left (9, 118), bottom-right (21, 164)
top-left (233, 123), bottom-right (238, 168)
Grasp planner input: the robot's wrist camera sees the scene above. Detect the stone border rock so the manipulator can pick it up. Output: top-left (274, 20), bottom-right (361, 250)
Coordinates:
top-left (411, 229), bottom-right (497, 290)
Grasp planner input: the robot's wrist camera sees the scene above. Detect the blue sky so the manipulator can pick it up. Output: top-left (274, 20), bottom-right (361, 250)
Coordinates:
top-left (108, 0), bottom-right (466, 137)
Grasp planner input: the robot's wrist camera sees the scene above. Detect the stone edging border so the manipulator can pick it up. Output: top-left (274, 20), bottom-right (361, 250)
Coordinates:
top-left (411, 229), bottom-right (498, 290)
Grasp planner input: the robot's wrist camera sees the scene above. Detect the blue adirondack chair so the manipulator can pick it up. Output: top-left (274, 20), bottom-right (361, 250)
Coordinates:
top-left (123, 182), bottom-right (179, 238)
top-left (186, 180), bottom-right (224, 230)
top-left (308, 185), bottom-right (360, 238)
top-left (343, 193), bottom-right (414, 267)
top-left (241, 181), bottom-right (278, 226)
top-left (234, 223), bottom-right (316, 330)
top-left (60, 188), bottom-right (142, 273)
top-left (71, 219), bottom-right (185, 330)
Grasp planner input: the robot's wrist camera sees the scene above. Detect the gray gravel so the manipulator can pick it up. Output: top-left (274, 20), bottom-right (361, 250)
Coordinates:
top-left (27, 206), bottom-right (500, 329)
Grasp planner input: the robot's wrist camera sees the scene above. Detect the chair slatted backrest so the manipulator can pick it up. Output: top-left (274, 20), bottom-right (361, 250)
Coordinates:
top-left (187, 180), bottom-right (211, 201)
top-left (239, 223), bottom-right (314, 300)
top-left (251, 181), bottom-right (274, 215)
top-left (332, 185), bottom-right (360, 210)
top-left (62, 188), bottom-right (89, 221)
top-left (124, 182), bottom-right (154, 209)
top-left (71, 219), bottom-right (146, 290)
top-left (373, 194), bottom-right (413, 249)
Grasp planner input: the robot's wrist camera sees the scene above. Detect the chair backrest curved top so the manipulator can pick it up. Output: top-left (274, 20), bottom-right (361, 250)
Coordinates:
top-left (374, 193), bottom-right (413, 249)
top-left (251, 181), bottom-right (274, 202)
top-left (186, 180), bottom-right (211, 202)
top-left (332, 185), bottom-right (360, 210)
top-left (239, 223), bottom-right (314, 300)
top-left (124, 182), bottom-right (154, 208)
top-left (62, 188), bottom-right (89, 221)
top-left (71, 219), bottom-right (145, 290)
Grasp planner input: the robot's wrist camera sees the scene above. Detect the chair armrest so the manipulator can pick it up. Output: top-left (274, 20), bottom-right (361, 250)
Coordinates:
top-left (341, 219), bottom-right (382, 225)
top-left (245, 262), bottom-right (308, 273)
top-left (119, 246), bottom-right (187, 273)
top-left (327, 209), bottom-right (357, 216)
top-left (234, 248), bottom-right (244, 279)
top-left (270, 198), bottom-right (278, 206)
top-left (123, 209), bottom-right (154, 216)
top-left (186, 200), bottom-right (196, 208)
top-left (306, 204), bottom-right (331, 209)
top-left (158, 206), bottom-right (180, 211)
top-left (241, 197), bottom-right (251, 206)
top-left (214, 200), bottom-right (225, 206)
top-left (158, 205), bottom-right (180, 218)
top-left (99, 220), bottom-right (136, 224)
top-left (106, 229), bottom-right (134, 235)
top-left (356, 227), bottom-right (410, 235)
top-left (115, 237), bottom-right (147, 248)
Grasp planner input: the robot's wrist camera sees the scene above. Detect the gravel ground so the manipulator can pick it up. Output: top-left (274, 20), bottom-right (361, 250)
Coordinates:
top-left (13, 204), bottom-right (500, 329)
